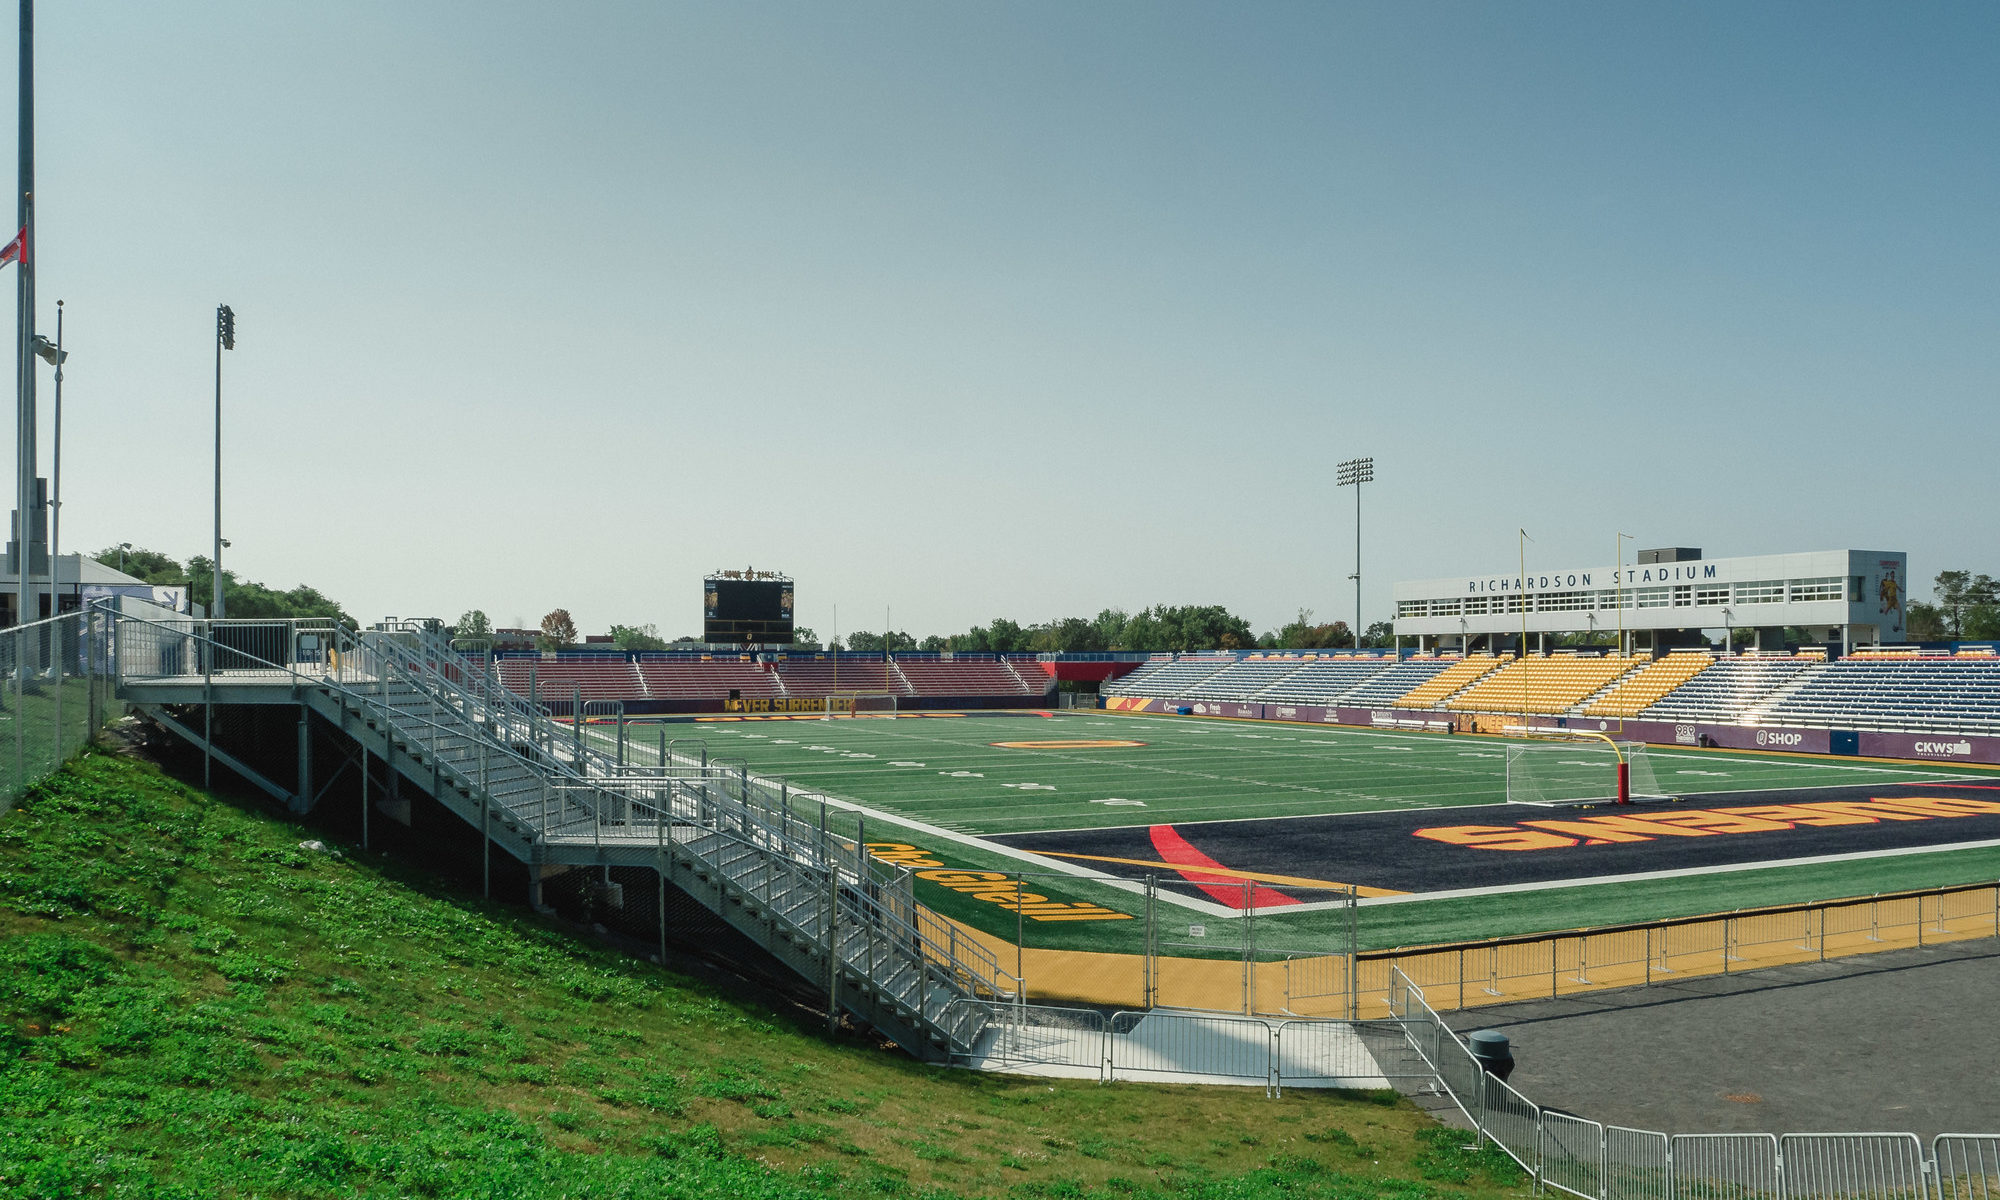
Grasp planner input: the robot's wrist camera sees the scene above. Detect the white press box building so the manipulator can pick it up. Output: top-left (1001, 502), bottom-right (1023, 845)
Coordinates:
top-left (1392, 548), bottom-right (1909, 655)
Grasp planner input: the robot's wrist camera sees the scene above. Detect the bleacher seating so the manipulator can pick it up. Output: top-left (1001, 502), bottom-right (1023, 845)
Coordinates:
top-left (1103, 656), bottom-right (1242, 697)
top-left (1006, 658), bottom-right (1056, 693)
top-left (896, 658), bottom-right (1039, 696)
top-left (1334, 658), bottom-right (1460, 706)
top-left (1394, 655), bottom-right (1504, 708)
top-left (776, 658), bottom-right (900, 697)
top-left (637, 656), bottom-right (782, 698)
top-left (1639, 656), bottom-right (1817, 723)
top-left (1586, 652), bottom-right (1713, 717)
top-left (1446, 654), bottom-right (1645, 715)
top-left (1760, 659), bottom-right (2000, 735)
top-left (494, 656), bottom-right (641, 704)
top-left (1181, 657), bottom-right (1312, 699)
top-left (1253, 658), bottom-right (1399, 703)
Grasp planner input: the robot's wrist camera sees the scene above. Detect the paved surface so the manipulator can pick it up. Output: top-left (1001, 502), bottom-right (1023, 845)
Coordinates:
top-left (1446, 939), bottom-right (2000, 1138)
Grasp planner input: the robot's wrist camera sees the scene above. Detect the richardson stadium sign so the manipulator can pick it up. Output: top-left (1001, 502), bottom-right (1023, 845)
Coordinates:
top-left (1414, 795), bottom-right (2000, 852)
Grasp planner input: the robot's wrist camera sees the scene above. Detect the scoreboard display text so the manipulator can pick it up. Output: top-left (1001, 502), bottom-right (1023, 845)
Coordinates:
top-left (703, 578), bottom-right (794, 645)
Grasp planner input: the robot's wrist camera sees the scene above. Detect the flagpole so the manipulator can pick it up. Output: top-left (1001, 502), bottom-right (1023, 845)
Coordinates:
top-left (15, 0), bottom-right (34, 668)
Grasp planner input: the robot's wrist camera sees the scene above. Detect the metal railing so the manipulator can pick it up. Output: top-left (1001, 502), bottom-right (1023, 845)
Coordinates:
top-left (107, 612), bottom-right (1022, 1054)
top-left (0, 607), bottom-right (121, 813)
top-left (1356, 884), bottom-right (2000, 1018)
top-left (1392, 968), bottom-right (2000, 1200)
top-left (944, 999), bottom-right (1417, 1094)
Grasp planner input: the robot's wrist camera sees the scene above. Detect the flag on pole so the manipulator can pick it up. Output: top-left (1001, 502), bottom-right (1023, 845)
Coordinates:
top-left (0, 227), bottom-right (22, 269)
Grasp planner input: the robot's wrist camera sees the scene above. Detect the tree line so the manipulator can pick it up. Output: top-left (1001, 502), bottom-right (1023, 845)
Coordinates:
top-left (1908, 569), bottom-right (2000, 641)
top-left (97, 545), bottom-right (353, 627)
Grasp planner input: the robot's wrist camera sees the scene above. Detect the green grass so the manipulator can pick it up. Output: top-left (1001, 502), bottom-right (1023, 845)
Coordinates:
top-left (585, 711), bottom-right (2000, 955)
top-left (0, 749), bottom-right (1534, 1200)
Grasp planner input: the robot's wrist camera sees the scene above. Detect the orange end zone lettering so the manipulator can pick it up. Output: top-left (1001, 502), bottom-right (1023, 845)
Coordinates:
top-left (1413, 825), bottom-right (1580, 851)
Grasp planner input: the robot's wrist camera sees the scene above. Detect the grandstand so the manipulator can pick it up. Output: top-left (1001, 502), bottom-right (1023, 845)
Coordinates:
top-left (1585, 651), bottom-right (1712, 717)
top-left (1393, 654), bottom-right (1501, 707)
top-left (1759, 656), bottom-right (2000, 735)
top-left (1638, 655), bottom-right (1819, 722)
top-left (1445, 654), bottom-right (1645, 715)
top-left (1254, 657), bottom-right (1407, 702)
top-left (492, 655), bottom-right (640, 704)
top-left (485, 650), bottom-right (1054, 714)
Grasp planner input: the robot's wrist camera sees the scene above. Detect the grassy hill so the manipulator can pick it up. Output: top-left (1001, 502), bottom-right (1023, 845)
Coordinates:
top-left (0, 750), bottom-right (1526, 1200)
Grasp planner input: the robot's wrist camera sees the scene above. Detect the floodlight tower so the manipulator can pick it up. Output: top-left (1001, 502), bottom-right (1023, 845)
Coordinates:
top-left (1335, 457), bottom-right (1373, 651)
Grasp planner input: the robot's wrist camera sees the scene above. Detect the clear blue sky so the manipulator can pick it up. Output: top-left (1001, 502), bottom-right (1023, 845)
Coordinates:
top-left (20, 2), bottom-right (1999, 638)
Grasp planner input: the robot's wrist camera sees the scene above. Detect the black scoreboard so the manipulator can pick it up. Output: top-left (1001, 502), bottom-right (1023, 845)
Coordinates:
top-left (703, 575), bottom-right (794, 645)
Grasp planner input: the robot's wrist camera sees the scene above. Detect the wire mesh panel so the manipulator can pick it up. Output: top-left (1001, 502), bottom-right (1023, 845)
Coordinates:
top-left (1542, 1111), bottom-right (1607, 1200)
top-left (1606, 1127), bottom-right (1671, 1200)
top-left (1781, 1133), bottom-right (1930, 1200)
top-left (1672, 1134), bottom-right (1781, 1200)
top-left (1935, 1135), bottom-right (2000, 1200)
top-left (1, 611), bottom-right (120, 814)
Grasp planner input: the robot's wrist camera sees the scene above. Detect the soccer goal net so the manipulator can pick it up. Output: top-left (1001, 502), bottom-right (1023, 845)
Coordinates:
top-left (823, 692), bottom-right (897, 716)
top-left (1503, 735), bottom-right (1664, 806)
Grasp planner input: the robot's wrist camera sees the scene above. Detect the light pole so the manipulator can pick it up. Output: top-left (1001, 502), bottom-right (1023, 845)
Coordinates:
top-left (1335, 457), bottom-right (1372, 651)
top-left (32, 303), bottom-right (62, 624)
top-left (213, 304), bottom-right (233, 619)
top-left (117, 542), bottom-right (129, 575)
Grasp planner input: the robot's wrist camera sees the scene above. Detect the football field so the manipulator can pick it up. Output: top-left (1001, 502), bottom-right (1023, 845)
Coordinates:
top-left (581, 709), bottom-right (2000, 952)
top-left (610, 709), bottom-right (1990, 835)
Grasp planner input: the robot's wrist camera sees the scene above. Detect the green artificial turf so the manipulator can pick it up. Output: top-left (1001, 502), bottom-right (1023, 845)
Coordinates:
top-left (601, 711), bottom-right (1991, 835)
top-left (578, 712), bottom-right (2000, 957)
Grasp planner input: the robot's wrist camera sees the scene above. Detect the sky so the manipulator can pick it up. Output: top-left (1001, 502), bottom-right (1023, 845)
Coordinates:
top-left (13, 2), bottom-right (1998, 639)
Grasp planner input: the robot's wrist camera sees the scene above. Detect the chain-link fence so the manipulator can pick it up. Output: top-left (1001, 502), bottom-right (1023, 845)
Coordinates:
top-left (0, 607), bottom-right (120, 814)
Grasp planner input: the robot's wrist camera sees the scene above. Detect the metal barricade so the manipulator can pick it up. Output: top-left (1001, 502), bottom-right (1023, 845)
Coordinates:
top-left (1671, 1133), bottom-right (1781, 1200)
top-left (1606, 1126), bottom-right (1671, 1200)
top-left (1935, 1135), bottom-right (2000, 1200)
top-left (1542, 1111), bottom-right (1607, 1200)
top-left (1107, 1010), bottom-right (1273, 1087)
top-left (1780, 1133), bottom-right (1930, 1200)
top-left (1479, 1070), bottom-right (1541, 1174)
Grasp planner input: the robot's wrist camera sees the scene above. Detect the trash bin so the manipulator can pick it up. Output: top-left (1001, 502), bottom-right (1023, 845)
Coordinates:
top-left (1468, 1030), bottom-right (1514, 1081)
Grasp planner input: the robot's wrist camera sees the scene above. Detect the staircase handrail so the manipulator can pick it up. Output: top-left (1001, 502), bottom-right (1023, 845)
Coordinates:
top-left (119, 613), bottom-right (1025, 1017)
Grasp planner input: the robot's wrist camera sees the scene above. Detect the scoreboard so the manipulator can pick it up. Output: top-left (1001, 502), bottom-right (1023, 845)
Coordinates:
top-left (703, 572), bottom-right (794, 645)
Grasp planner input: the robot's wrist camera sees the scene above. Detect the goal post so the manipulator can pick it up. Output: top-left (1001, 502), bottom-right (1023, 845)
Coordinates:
top-left (1503, 732), bottom-right (1663, 806)
top-left (823, 692), bottom-right (897, 717)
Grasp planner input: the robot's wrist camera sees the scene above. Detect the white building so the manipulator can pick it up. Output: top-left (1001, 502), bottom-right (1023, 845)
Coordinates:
top-left (1392, 548), bottom-right (1908, 654)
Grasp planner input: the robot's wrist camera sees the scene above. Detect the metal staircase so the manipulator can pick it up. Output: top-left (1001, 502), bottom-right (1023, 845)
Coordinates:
top-left (111, 613), bottom-right (1016, 1061)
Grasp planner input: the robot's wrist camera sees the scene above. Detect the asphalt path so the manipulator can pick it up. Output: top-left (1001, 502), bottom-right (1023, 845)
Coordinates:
top-left (1444, 939), bottom-right (2000, 1138)
top-left (995, 782), bottom-right (2000, 896)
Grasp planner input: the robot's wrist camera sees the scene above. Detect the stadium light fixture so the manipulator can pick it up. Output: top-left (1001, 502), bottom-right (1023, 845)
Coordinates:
top-left (1335, 457), bottom-right (1373, 651)
top-left (213, 304), bottom-right (234, 619)
top-left (38, 302), bottom-right (62, 627)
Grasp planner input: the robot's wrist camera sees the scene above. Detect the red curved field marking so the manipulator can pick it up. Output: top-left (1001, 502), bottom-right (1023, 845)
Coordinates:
top-left (1147, 825), bottom-right (1301, 909)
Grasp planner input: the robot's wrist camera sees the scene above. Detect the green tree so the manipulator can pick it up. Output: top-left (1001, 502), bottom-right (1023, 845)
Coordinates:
top-left (93, 545), bottom-right (184, 584)
top-left (986, 618), bottom-right (1028, 653)
top-left (185, 556), bottom-right (355, 626)
top-left (917, 634), bottom-right (948, 652)
top-left (1362, 620), bottom-right (1395, 648)
top-left (456, 609), bottom-right (493, 640)
top-left (539, 609), bottom-right (577, 651)
top-left (1934, 570), bottom-right (1999, 638)
top-left (1906, 602), bottom-right (1947, 642)
top-left (845, 630), bottom-right (884, 652)
top-left (792, 627), bottom-right (822, 651)
top-left (608, 622), bottom-right (670, 651)
top-left (883, 630), bottom-right (918, 653)
top-left (1091, 608), bottom-right (1128, 649)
